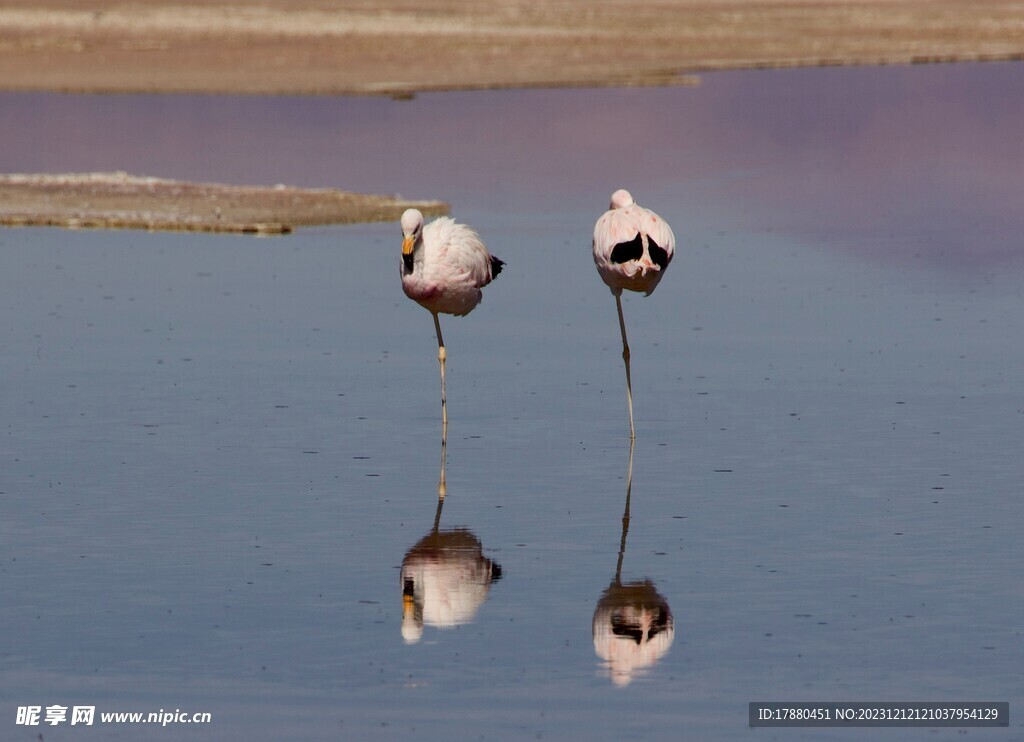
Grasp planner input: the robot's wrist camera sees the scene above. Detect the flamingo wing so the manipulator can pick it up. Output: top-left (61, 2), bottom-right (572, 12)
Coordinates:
top-left (638, 206), bottom-right (675, 270)
top-left (594, 209), bottom-right (642, 263)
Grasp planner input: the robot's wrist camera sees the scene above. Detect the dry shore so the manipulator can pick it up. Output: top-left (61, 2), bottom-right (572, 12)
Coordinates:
top-left (0, 0), bottom-right (1022, 96)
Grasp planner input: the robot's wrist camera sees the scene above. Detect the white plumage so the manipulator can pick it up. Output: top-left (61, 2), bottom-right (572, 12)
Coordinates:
top-left (400, 208), bottom-right (503, 437)
top-left (593, 188), bottom-right (675, 296)
top-left (400, 211), bottom-right (499, 316)
top-left (592, 190), bottom-right (676, 438)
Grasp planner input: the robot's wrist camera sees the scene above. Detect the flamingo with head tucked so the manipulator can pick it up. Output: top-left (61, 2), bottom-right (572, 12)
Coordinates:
top-left (592, 189), bottom-right (676, 438)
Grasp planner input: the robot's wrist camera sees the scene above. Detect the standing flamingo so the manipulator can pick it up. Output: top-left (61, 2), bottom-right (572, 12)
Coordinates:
top-left (592, 190), bottom-right (675, 438)
top-left (400, 208), bottom-right (504, 442)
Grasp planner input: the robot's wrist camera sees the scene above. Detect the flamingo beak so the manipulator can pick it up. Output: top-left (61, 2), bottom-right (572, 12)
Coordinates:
top-left (402, 235), bottom-right (415, 271)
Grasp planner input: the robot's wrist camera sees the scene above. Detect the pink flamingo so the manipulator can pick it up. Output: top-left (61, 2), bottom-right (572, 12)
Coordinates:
top-left (593, 190), bottom-right (676, 438)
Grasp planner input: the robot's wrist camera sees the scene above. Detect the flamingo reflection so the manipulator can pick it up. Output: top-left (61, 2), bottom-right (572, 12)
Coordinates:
top-left (400, 435), bottom-right (502, 644)
top-left (592, 441), bottom-right (675, 685)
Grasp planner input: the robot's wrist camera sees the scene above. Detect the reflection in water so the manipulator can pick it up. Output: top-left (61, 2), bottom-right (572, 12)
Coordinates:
top-left (400, 438), bottom-right (502, 644)
top-left (593, 442), bottom-right (674, 686)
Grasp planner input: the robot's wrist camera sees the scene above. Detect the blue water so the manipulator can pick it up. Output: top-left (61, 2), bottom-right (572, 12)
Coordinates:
top-left (1, 63), bottom-right (1023, 740)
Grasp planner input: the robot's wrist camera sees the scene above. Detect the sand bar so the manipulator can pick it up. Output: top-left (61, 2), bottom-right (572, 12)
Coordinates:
top-left (0, 172), bottom-right (448, 234)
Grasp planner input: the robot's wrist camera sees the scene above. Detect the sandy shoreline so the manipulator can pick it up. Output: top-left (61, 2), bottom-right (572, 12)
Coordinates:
top-left (0, 1), bottom-right (1022, 96)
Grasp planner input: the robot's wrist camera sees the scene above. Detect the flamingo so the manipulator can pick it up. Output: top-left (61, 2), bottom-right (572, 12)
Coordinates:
top-left (400, 208), bottom-right (504, 441)
top-left (592, 190), bottom-right (675, 438)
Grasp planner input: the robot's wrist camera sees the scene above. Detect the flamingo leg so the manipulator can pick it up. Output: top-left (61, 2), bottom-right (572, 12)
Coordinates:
top-left (615, 294), bottom-right (635, 439)
top-left (437, 422), bottom-right (447, 500)
top-left (432, 312), bottom-right (448, 444)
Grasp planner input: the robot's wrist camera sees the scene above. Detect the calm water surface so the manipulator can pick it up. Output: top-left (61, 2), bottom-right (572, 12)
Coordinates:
top-left (1, 64), bottom-right (1023, 740)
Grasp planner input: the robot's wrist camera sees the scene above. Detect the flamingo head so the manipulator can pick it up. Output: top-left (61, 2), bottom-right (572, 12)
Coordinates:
top-left (401, 208), bottom-right (424, 269)
top-left (609, 189), bottom-right (634, 210)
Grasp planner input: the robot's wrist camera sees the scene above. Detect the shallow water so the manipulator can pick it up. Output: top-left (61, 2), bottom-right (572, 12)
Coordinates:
top-left (1, 63), bottom-right (1023, 740)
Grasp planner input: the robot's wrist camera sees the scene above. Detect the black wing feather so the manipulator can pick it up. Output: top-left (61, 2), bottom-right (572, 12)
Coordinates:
top-left (647, 236), bottom-right (670, 270)
top-left (609, 233), bottom-right (643, 264)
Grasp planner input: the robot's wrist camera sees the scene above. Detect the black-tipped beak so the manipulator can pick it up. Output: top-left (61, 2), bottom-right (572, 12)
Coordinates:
top-left (402, 234), bottom-right (416, 272)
